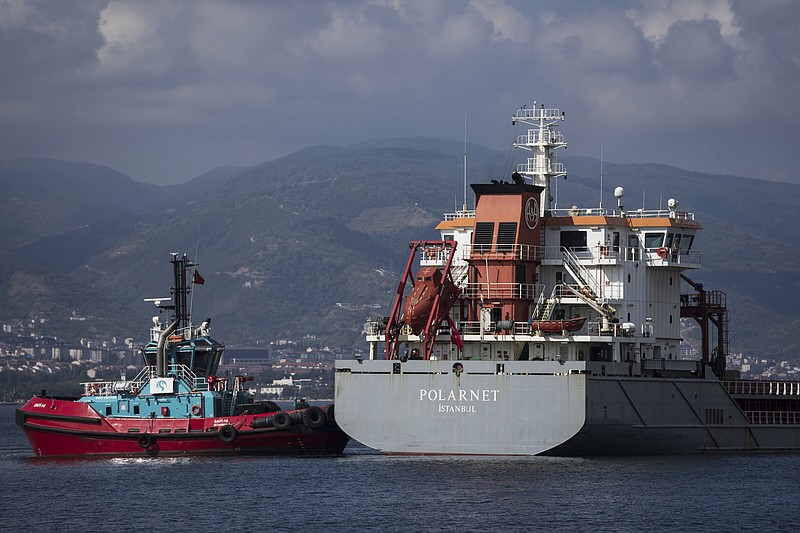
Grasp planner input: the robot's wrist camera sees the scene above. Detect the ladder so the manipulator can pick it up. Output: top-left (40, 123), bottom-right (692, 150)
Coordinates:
top-left (532, 286), bottom-right (558, 320)
top-left (451, 263), bottom-right (470, 288)
top-left (561, 248), bottom-right (615, 319)
top-left (562, 247), bottom-right (601, 296)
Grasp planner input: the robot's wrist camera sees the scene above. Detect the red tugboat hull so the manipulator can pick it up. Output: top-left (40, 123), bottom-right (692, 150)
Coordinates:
top-left (16, 397), bottom-right (349, 458)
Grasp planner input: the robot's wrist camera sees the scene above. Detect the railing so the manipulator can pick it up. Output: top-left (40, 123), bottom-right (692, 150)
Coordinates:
top-left (420, 243), bottom-right (697, 268)
top-left (681, 290), bottom-right (726, 310)
top-left (460, 282), bottom-right (538, 300)
top-left (419, 246), bottom-right (470, 266)
top-left (149, 325), bottom-right (196, 343)
top-left (81, 364), bottom-right (210, 397)
top-left (645, 248), bottom-right (702, 268)
top-left (365, 316), bottom-right (677, 339)
top-left (642, 358), bottom-right (702, 373)
top-left (723, 380), bottom-right (800, 396)
top-left (442, 210), bottom-right (475, 221)
top-left (743, 411), bottom-right (800, 425)
top-left (549, 207), bottom-right (696, 221)
top-left (539, 245), bottom-right (701, 268)
top-left (515, 130), bottom-right (565, 146)
top-left (516, 160), bottom-right (566, 176)
top-left (464, 243), bottom-right (539, 261)
top-left (513, 107), bottom-right (564, 121)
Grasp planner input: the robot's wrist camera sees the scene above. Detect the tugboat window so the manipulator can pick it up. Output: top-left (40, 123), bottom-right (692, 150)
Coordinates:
top-left (681, 234), bottom-right (694, 252)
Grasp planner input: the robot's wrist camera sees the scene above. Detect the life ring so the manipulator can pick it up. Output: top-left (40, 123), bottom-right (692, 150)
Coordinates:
top-left (271, 411), bottom-right (291, 431)
top-left (302, 406), bottom-right (326, 429)
top-left (191, 404), bottom-right (202, 416)
top-left (137, 434), bottom-right (154, 449)
top-left (88, 385), bottom-right (96, 396)
top-left (656, 247), bottom-right (668, 259)
top-left (218, 424), bottom-right (237, 443)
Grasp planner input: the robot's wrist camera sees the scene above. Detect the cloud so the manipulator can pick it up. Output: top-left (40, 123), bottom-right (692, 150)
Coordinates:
top-left (0, 0), bottom-right (799, 184)
top-left (656, 19), bottom-right (735, 80)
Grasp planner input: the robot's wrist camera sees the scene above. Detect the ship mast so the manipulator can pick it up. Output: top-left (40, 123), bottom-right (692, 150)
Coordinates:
top-left (512, 102), bottom-right (567, 215)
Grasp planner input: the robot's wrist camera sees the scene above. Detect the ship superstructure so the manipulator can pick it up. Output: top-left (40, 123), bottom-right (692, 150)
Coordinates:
top-left (334, 103), bottom-right (800, 455)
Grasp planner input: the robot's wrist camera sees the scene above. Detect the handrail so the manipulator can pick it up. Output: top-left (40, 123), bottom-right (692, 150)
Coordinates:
top-left (81, 364), bottom-right (209, 397)
top-left (743, 411), bottom-right (800, 425)
top-left (723, 380), bottom-right (800, 396)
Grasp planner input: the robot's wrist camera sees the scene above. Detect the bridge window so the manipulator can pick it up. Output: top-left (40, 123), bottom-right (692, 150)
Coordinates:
top-left (644, 232), bottom-right (664, 249)
top-left (680, 234), bottom-right (694, 252)
top-left (560, 230), bottom-right (587, 251)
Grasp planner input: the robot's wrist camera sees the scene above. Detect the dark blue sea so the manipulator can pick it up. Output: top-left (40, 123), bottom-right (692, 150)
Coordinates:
top-left (2, 404), bottom-right (799, 532)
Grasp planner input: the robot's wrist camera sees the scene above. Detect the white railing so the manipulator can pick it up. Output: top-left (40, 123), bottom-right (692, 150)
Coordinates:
top-left (724, 380), bottom-right (800, 396)
top-left (540, 245), bottom-right (700, 268)
top-left (515, 130), bottom-right (565, 146)
top-left (149, 325), bottom-right (196, 343)
top-left (81, 364), bottom-right (210, 397)
top-left (513, 107), bottom-right (564, 121)
top-left (442, 210), bottom-right (475, 221)
top-left (419, 247), bottom-right (470, 266)
top-left (743, 411), bottom-right (800, 425)
top-left (516, 160), bottom-right (566, 175)
top-left (550, 207), bottom-right (695, 221)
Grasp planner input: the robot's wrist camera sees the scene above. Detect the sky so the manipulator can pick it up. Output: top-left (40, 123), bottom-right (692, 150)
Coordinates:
top-left (1, 0), bottom-right (799, 185)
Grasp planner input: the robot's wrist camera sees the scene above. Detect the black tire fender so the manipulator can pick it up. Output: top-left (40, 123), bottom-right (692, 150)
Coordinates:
top-left (219, 424), bottom-right (237, 443)
top-left (271, 411), bottom-right (291, 431)
top-left (302, 406), bottom-right (325, 429)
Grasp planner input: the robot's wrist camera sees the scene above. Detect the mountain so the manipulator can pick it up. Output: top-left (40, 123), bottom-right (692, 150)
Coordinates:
top-left (1, 143), bottom-right (798, 359)
top-left (0, 158), bottom-right (163, 251)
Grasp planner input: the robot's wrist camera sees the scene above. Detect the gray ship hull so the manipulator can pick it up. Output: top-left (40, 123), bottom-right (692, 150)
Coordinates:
top-left (334, 359), bottom-right (800, 455)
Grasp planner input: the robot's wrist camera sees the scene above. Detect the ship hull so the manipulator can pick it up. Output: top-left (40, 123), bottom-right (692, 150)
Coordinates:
top-left (334, 359), bottom-right (800, 455)
top-left (16, 397), bottom-right (350, 458)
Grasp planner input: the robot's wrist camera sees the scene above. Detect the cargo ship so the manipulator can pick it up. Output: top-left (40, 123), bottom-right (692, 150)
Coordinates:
top-left (334, 103), bottom-right (800, 455)
top-left (16, 253), bottom-right (349, 458)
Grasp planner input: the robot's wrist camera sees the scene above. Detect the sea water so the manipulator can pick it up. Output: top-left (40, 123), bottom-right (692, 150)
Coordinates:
top-left (2, 404), bottom-right (799, 532)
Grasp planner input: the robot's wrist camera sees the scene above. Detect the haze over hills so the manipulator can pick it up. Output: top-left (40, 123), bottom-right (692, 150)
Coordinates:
top-left (1, 140), bottom-right (798, 359)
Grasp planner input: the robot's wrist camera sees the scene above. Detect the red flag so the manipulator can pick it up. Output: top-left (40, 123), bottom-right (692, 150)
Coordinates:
top-left (447, 315), bottom-right (463, 351)
top-left (193, 269), bottom-right (205, 285)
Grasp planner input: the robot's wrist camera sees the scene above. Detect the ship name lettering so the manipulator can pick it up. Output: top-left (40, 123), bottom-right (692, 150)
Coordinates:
top-left (419, 389), bottom-right (499, 402)
top-left (33, 402), bottom-right (47, 408)
top-left (438, 404), bottom-right (477, 413)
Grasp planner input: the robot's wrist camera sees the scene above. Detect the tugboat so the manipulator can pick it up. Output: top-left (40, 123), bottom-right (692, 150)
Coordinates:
top-left (16, 253), bottom-right (349, 458)
top-left (334, 102), bottom-right (800, 455)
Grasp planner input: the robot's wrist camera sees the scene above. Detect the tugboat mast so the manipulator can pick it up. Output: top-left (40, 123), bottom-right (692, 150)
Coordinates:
top-left (512, 102), bottom-right (567, 215)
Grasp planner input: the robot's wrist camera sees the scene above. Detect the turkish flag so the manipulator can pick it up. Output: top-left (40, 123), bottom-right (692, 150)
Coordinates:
top-left (193, 269), bottom-right (205, 285)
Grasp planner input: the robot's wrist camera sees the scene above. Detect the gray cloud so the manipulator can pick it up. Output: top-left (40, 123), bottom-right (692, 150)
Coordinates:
top-left (0, 0), bottom-right (798, 185)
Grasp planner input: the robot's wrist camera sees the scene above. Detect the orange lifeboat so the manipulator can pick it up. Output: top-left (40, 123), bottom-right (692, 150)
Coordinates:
top-left (403, 267), bottom-right (457, 334)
